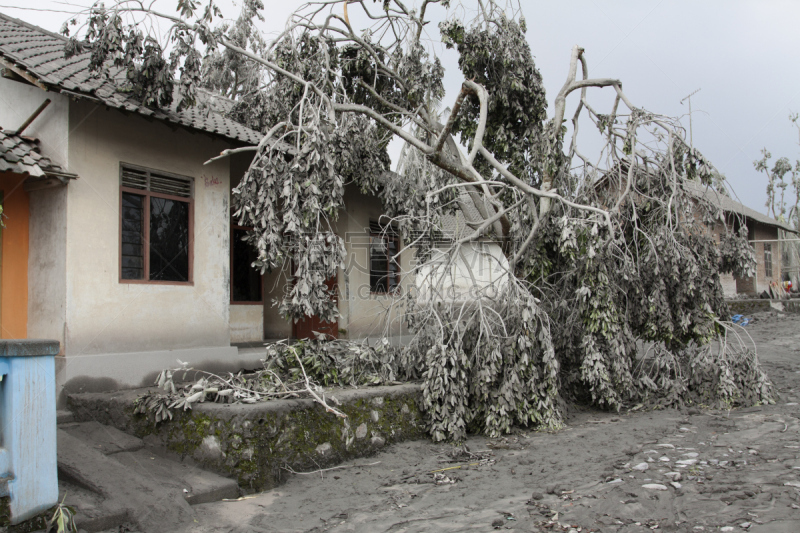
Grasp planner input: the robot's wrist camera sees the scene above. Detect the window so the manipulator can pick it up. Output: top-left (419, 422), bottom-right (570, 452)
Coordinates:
top-left (369, 221), bottom-right (400, 293)
top-left (764, 243), bottom-right (773, 279)
top-left (231, 225), bottom-right (262, 303)
top-left (120, 164), bottom-right (193, 283)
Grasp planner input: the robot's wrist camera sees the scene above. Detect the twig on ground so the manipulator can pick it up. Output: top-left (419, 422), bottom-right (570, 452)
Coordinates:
top-left (282, 461), bottom-right (382, 478)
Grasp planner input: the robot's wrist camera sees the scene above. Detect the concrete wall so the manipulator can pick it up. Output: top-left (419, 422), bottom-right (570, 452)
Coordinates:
top-left (68, 383), bottom-right (424, 492)
top-left (0, 78), bottom-right (69, 167)
top-left (736, 222), bottom-right (782, 296)
top-left (27, 185), bottom-right (67, 347)
top-left (55, 99), bottom-right (242, 397)
top-left (230, 305), bottom-right (263, 343)
top-left (338, 184), bottom-right (410, 340)
top-left (63, 99), bottom-right (233, 355)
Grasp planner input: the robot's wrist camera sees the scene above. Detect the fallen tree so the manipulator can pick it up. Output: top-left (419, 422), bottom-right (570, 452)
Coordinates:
top-left (66, 0), bottom-right (771, 441)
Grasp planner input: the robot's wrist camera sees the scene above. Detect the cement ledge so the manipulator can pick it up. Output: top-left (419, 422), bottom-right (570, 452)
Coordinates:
top-left (55, 345), bottom-right (266, 407)
top-left (67, 383), bottom-right (425, 492)
top-left (726, 299), bottom-right (800, 315)
top-left (0, 339), bottom-right (59, 356)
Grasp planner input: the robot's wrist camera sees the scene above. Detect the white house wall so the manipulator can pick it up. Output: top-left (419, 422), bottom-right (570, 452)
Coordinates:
top-left (57, 99), bottom-right (252, 398)
top-left (415, 242), bottom-right (509, 303)
top-left (0, 77), bottom-right (69, 167)
top-left (27, 185), bottom-right (68, 346)
top-left (338, 184), bottom-right (410, 340)
top-left (230, 304), bottom-right (264, 343)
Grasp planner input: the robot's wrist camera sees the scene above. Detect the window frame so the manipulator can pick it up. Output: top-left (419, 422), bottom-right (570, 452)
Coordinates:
top-left (118, 163), bottom-right (194, 285)
top-left (369, 221), bottom-right (401, 295)
top-left (230, 223), bottom-right (264, 305)
top-left (764, 242), bottom-right (773, 279)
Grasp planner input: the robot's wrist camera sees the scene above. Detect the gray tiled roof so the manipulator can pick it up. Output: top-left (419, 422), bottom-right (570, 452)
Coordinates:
top-left (0, 12), bottom-right (262, 146)
top-left (683, 180), bottom-right (797, 234)
top-left (0, 129), bottom-right (70, 177)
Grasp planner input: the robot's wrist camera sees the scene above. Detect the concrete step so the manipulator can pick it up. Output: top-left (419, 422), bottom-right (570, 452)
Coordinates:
top-left (57, 409), bottom-right (75, 424)
top-left (58, 429), bottom-right (193, 533)
top-left (57, 422), bottom-right (240, 532)
top-left (59, 479), bottom-right (129, 533)
top-left (60, 420), bottom-right (144, 455)
top-left (113, 449), bottom-right (239, 505)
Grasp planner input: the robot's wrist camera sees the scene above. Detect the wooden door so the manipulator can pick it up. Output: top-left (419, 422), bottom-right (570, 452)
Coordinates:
top-left (293, 275), bottom-right (339, 340)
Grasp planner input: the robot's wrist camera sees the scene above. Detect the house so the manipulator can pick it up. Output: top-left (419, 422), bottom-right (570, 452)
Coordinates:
top-left (593, 158), bottom-right (799, 299)
top-left (683, 180), bottom-right (799, 297)
top-left (0, 12), bottom-right (410, 404)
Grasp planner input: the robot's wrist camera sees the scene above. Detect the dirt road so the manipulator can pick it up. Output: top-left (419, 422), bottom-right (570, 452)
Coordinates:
top-left (176, 311), bottom-right (800, 533)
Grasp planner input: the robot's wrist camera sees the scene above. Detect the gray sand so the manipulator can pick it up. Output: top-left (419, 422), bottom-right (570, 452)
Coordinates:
top-left (164, 311), bottom-right (800, 533)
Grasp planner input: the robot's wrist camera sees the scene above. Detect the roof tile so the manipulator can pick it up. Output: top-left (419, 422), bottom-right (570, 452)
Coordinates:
top-left (0, 12), bottom-right (262, 146)
top-left (683, 180), bottom-right (797, 234)
top-left (0, 129), bottom-right (67, 176)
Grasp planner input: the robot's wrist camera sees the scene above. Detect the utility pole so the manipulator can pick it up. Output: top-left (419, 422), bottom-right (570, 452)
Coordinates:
top-left (680, 88), bottom-right (701, 148)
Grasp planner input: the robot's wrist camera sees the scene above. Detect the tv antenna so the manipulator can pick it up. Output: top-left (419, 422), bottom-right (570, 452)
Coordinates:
top-left (680, 88), bottom-right (701, 148)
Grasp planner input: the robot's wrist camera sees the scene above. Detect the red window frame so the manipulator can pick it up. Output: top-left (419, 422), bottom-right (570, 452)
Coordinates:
top-left (118, 164), bottom-right (194, 285)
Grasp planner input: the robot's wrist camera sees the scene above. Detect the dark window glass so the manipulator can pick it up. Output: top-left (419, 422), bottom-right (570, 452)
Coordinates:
top-left (121, 192), bottom-right (144, 279)
top-left (232, 227), bottom-right (261, 302)
top-left (370, 236), bottom-right (388, 293)
top-left (387, 236), bottom-right (399, 292)
top-left (120, 165), bottom-right (193, 283)
top-left (369, 228), bottom-right (400, 293)
top-left (149, 197), bottom-right (190, 282)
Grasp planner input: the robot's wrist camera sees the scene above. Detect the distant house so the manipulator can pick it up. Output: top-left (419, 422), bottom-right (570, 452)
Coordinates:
top-left (594, 162), bottom-right (798, 299)
top-left (0, 12), bottom-right (410, 404)
top-left (683, 180), bottom-right (798, 297)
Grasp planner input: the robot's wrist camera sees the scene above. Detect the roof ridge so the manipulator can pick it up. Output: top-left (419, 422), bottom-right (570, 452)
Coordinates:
top-left (0, 12), bottom-right (264, 146)
top-left (683, 179), bottom-right (797, 233)
top-left (0, 11), bottom-right (69, 43)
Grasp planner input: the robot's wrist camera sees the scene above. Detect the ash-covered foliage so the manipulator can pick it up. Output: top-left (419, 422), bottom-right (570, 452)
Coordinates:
top-left (73, 0), bottom-right (772, 443)
top-left (519, 128), bottom-right (767, 415)
top-left (403, 280), bottom-right (561, 441)
top-left (439, 15), bottom-right (547, 183)
top-left (135, 338), bottom-right (405, 424)
top-left (199, 0), bottom-right (266, 101)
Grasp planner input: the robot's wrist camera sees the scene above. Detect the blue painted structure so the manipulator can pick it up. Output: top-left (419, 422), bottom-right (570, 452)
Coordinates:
top-left (0, 340), bottom-right (59, 524)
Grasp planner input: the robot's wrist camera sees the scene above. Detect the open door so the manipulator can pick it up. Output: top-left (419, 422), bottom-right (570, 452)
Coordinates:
top-left (0, 177), bottom-right (29, 339)
top-left (293, 275), bottom-right (339, 340)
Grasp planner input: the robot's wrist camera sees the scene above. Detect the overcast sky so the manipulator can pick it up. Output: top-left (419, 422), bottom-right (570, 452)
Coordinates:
top-left (3, 0), bottom-right (799, 216)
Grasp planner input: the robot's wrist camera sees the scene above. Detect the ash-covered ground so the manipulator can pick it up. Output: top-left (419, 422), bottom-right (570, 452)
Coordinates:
top-left (170, 311), bottom-right (800, 533)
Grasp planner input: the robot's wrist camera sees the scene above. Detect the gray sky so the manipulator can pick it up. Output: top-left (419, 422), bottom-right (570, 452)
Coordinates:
top-left (4, 0), bottom-right (799, 216)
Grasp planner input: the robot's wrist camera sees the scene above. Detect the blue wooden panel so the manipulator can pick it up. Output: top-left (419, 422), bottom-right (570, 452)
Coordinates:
top-left (0, 360), bottom-right (9, 376)
top-left (0, 448), bottom-right (9, 475)
top-left (0, 355), bottom-right (58, 523)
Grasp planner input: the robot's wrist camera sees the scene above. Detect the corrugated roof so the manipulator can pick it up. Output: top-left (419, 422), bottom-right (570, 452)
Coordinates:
top-left (0, 128), bottom-right (70, 177)
top-left (0, 12), bottom-right (262, 146)
top-left (683, 179), bottom-right (797, 234)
